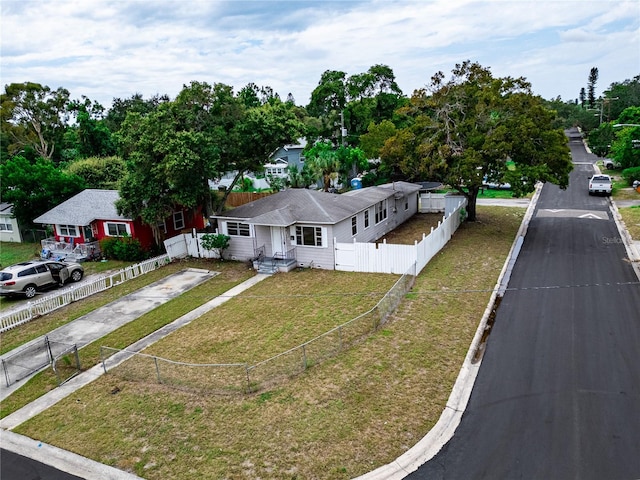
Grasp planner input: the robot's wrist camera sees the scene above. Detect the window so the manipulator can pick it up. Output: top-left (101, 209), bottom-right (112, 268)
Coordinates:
top-left (58, 225), bottom-right (78, 237)
top-left (375, 200), bottom-right (387, 224)
top-left (0, 221), bottom-right (13, 232)
top-left (405, 199), bottom-right (409, 211)
top-left (35, 264), bottom-right (49, 274)
top-left (173, 211), bottom-right (185, 231)
top-left (157, 220), bottom-right (167, 235)
top-left (105, 222), bottom-right (129, 236)
top-left (364, 210), bottom-right (369, 229)
top-left (351, 216), bottom-right (357, 236)
top-left (17, 267), bottom-right (37, 277)
top-left (295, 226), bottom-right (323, 247)
top-left (226, 221), bottom-right (251, 237)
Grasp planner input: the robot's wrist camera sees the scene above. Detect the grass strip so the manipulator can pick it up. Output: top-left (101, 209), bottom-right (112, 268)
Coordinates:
top-left (0, 259), bottom-right (254, 418)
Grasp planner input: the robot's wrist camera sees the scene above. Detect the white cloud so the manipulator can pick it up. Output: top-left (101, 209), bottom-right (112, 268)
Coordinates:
top-left (1, 0), bottom-right (638, 108)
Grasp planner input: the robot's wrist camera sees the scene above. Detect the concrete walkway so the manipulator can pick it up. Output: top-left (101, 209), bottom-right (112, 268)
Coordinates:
top-left (0, 268), bottom-right (219, 400)
top-left (0, 271), bottom-right (269, 479)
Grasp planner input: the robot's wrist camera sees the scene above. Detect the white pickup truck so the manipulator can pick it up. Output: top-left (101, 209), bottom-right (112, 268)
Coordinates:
top-left (588, 174), bottom-right (612, 196)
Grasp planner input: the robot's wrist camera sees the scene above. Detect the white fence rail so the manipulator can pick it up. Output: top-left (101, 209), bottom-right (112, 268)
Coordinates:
top-left (0, 254), bottom-right (171, 333)
top-left (335, 198), bottom-right (467, 274)
top-left (164, 232), bottom-right (221, 260)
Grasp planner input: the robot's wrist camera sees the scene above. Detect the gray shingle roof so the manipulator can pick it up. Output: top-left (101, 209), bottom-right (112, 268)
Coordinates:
top-left (214, 182), bottom-right (421, 226)
top-left (33, 189), bottom-right (130, 226)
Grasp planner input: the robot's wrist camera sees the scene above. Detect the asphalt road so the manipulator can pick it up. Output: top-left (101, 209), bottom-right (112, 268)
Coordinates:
top-left (408, 130), bottom-right (640, 479)
top-left (0, 448), bottom-right (84, 480)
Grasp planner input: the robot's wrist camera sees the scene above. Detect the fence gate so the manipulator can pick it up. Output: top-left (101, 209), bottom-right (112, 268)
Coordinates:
top-left (2, 336), bottom-right (54, 387)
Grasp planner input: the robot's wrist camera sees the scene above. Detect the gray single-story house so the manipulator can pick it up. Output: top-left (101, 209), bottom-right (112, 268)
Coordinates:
top-left (210, 181), bottom-right (421, 270)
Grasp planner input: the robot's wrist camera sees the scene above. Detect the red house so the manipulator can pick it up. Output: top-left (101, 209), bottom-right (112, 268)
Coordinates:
top-left (33, 189), bottom-right (205, 261)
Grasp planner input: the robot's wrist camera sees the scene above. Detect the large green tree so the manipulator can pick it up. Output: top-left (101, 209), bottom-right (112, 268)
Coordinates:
top-left (380, 61), bottom-right (572, 221)
top-left (0, 156), bottom-right (86, 230)
top-left (306, 65), bottom-right (407, 147)
top-left (116, 81), bottom-right (305, 236)
top-left (1, 82), bottom-right (70, 162)
top-left (304, 140), bottom-right (368, 191)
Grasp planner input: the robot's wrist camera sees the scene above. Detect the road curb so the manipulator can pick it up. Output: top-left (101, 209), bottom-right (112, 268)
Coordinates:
top-left (609, 199), bottom-right (640, 281)
top-left (355, 184), bottom-right (542, 479)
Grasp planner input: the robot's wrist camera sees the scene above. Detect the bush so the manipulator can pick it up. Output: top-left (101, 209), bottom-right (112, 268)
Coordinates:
top-left (621, 166), bottom-right (640, 186)
top-left (200, 233), bottom-right (230, 259)
top-left (100, 236), bottom-right (146, 261)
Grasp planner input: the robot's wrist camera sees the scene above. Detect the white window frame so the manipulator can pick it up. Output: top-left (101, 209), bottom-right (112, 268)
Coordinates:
top-left (225, 221), bottom-right (252, 237)
top-left (375, 200), bottom-right (388, 224)
top-left (173, 211), bottom-right (185, 231)
top-left (57, 224), bottom-right (79, 237)
top-left (0, 221), bottom-right (13, 232)
top-left (364, 210), bottom-right (370, 229)
top-left (157, 220), bottom-right (167, 235)
top-left (104, 222), bottom-right (130, 237)
top-left (293, 225), bottom-right (325, 248)
top-left (351, 216), bottom-right (357, 236)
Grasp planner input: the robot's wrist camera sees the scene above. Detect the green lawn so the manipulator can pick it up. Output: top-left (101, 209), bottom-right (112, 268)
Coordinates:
top-left (8, 206), bottom-right (526, 479)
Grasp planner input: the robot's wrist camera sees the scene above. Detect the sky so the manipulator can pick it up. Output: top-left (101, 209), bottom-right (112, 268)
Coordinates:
top-left (1, 0), bottom-right (639, 110)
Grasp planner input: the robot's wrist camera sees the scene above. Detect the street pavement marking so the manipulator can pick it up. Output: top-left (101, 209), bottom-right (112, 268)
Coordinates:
top-left (536, 209), bottom-right (608, 220)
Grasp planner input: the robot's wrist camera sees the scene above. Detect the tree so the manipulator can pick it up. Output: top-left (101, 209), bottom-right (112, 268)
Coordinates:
top-left (1, 82), bottom-right (70, 161)
top-left (287, 164), bottom-right (316, 188)
top-left (0, 156), bottom-right (86, 230)
top-left (360, 120), bottom-right (397, 158)
top-left (588, 123), bottom-right (614, 157)
top-left (610, 106), bottom-right (640, 169)
top-left (605, 75), bottom-right (640, 120)
top-left (200, 233), bottom-right (230, 259)
top-left (579, 87), bottom-right (586, 108)
top-left (587, 67), bottom-right (599, 109)
top-left (66, 97), bottom-right (115, 159)
top-left (215, 99), bottom-right (305, 212)
top-left (115, 85), bottom-right (224, 246)
top-left (380, 61), bottom-right (572, 221)
top-left (304, 140), bottom-right (342, 191)
top-left (304, 140), bottom-right (367, 191)
top-left (64, 156), bottom-right (126, 189)
top-left (104, 93), bottom-right (169, 134)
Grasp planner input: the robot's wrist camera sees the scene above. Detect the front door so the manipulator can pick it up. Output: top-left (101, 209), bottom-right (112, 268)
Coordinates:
top-left (270, 227), bottom-right (287, 257)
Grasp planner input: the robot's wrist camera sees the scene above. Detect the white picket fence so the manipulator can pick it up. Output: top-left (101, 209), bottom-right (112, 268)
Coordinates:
top-left (0, 254), bottom-right (171, 333)
top-left (335, 198), bottom-right (467, 274)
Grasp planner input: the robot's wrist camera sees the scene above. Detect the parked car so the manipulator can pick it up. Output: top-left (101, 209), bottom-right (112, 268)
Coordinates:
top-left (604, 159), bottom-right (621, 170)
top-left (588, 174), bottom-right (612, 196)
top-left (0, 260), bottom-right (84, 299)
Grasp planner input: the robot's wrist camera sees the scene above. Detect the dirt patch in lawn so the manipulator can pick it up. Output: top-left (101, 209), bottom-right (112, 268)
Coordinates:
top-left (377, 213), bottom-right (444, 244)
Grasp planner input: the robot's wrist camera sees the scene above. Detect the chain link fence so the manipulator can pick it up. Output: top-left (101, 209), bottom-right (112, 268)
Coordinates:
top-left (1, 336), bottom-right (78, 387)
top-left (101, 264), bottom-right (417, 394)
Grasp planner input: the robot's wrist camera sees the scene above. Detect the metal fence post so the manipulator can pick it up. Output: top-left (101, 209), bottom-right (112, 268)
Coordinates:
top-left (100, 346), bottom-right (108, 374)
top-left (45, 335), bottom-right (54, 364)
top-left (2, 359), bottom-right (10, 387)
top-left (154, 357), bottom-right (161, 383)
top-left (302, 345), bottom-right (307, 370)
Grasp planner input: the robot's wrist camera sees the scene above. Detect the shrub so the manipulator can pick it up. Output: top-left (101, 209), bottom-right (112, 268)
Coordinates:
top-left (200, 233), bottom-right (230, 259)
top-left (100, 236), bottom-right (146, 261)
top-left (621, 166), bottom-right (640, 185)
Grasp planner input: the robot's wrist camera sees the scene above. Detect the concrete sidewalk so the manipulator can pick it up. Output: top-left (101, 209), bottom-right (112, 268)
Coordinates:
top-left (1, 268), bottom-right (217, 400)
top-left (1, 271), bottom-right (269, 480)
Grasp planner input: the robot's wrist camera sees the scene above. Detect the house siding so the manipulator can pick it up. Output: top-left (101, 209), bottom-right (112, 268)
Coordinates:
top-left (210, 183), bottom-right (420, 270)
top-left (0, 214), bottom-right (21, 243)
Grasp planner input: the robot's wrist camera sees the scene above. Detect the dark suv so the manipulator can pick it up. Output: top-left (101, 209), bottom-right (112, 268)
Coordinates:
top-left (0, 260), bottom-right (84, 299)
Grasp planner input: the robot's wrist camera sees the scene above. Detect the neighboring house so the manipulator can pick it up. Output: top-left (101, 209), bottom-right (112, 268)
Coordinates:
top-left (264, 139), bottom-right (307, 178)
top-left (33, 189), bottom-right (205, 260)
top-left (209, 139), bottom-right (309, 192)
top-left (210, 182), bottom-right (420, 270)
top-left (0, 203), bottom-right (22, 243)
